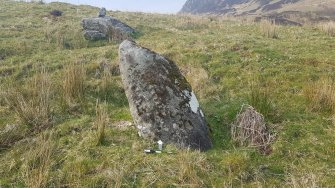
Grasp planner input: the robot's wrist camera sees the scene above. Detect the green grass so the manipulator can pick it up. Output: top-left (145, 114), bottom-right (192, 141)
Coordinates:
top-left (0, 0), bottom-right (335, 187)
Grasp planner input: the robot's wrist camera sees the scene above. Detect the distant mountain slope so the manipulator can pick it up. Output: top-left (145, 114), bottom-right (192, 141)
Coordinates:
top-left (180, 0), bottom-right (335, 17)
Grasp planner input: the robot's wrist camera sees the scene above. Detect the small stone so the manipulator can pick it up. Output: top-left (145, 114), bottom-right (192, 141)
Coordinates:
top-left (50, 10), bottom-right (63, 17)
top-left (98, 7), bottom-right (107, 17)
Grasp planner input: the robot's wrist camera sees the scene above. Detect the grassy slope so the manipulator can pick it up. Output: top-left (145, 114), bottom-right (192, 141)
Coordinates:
top-left (0, 0), bottom-right (335, 187)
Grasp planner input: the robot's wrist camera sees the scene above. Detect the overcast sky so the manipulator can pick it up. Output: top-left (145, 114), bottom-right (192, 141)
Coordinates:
top-left (43, 0), bottom-right (187, 13)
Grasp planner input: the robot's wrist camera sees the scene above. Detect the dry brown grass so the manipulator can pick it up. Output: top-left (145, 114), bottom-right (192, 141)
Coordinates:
top-left (176, 150), bottom-right (209, 187)
top-left (2, 68), bottom-right (52, 132)
top-left (101, 66), bottom-right (113, 96)
top-left (108, 27), bottom-right (132, 43)
top-left (178, 151), bottom-right (209, 187)
top-left (63, 62), bottom-right (86, 107)
top-left (93, 100), bottom-right (109, 146)
top-left (260, 19), bottom-right (279, 39)
top-left (181, 65), bottom-right (209, 98)
top-left (175, 15), bottom-right (210, 30)
top-left (318, 21), bottom-right (335, 37)
top-left (231, 105), bottom-right (275, 154)
top-left (0, 124), bottom-right (25, 150)
top-left (287, 172), bottom-right (321, 188)
top-left (22, 131), bottom-right (55, 188)
top-left (304, 77), bottom-right (335, 113)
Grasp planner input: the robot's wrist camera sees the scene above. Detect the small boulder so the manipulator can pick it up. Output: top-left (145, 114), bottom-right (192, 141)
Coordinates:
top-left (50, 10), bottom-right (63, 17)
top-left (98, 8), bottom-right (107, 17)
top-left (119, 40), bottom-right (212, 151)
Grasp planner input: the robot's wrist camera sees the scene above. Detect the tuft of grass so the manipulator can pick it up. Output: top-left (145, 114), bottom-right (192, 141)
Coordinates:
top-left (181, 65), bottom-right (209, 98)
top-left (0, 124), bottom-right (26, 150)
top-left (100, 66), bottom-right (113, 99)
top-left (220, 151), bottom-right (249, 177)
top-left (107, 27), bottom-right (132, 43)
top-left (93, 100), bottom-right (109, 146)
top-left (22, 131), bottom-right (56, 188)
top-left (176, 149), bottom-right (209, 187)
top-left (318, 21), bottom-right (335, 37)
top-left (287, 172), bottom-right (321, 188)
top-left (2, 68), bottom-right (52, 132)
top-left (62, 62), bottom-right (86, 108)
top-left (175, 15), bottom-right (209, 31)
top-left (248, 81), bottom-right (275, 121)
top-left (304, 77), bottom-right (335, 113)
top-left (260, 19), bottom-right (279, 39)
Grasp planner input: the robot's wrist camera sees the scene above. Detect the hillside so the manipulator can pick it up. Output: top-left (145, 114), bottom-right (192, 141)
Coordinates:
top-left (180, 0), bottom-right (335, 18)
top-left (1, 0), bottom-right (335, 187)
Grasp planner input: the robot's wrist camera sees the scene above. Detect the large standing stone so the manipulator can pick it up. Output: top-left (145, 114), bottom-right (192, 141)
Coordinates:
top-left (119, 40), bottom-right (212, 151)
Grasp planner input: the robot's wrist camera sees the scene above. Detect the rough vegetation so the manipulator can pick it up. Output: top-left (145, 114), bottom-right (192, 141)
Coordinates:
top-left (0, 0), bottom-right (335, 187)
top-left (232, 105), bottom-right (275, 154)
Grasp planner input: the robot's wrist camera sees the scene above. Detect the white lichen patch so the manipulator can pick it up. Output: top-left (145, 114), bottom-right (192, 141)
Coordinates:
top-left (184, 91), bottom-right (201, 114)
top-left (200, 109), bottom-right (204, 117)
top-left (137, 124), bottom-right (152, 137)
top-left (136, 125), bottom-right (145, 136)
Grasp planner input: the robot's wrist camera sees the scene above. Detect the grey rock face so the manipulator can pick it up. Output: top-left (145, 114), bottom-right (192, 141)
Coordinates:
top-left (98, 7), bottom-right (107, 17)
top-left (179, 0), bottom-right (335, 19)
top-left (119, 40), bottom-right (212, 151)
top-left (81, 16), bottom-right (135, 41)
top-left (83, 30), bottom-right (107, 41)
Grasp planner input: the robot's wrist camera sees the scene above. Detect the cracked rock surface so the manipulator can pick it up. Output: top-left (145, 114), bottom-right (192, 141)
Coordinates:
top-left (119, 40), bottom-right (212, 151)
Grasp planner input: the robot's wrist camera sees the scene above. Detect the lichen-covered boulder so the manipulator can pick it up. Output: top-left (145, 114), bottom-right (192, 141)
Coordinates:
top-left (119, 40), bottom-right (212, 151)
top-left (81, 16), bottom-right (135, 41)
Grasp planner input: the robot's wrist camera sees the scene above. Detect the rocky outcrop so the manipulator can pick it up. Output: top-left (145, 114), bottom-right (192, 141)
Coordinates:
top-left (81, 13), bottom-right (135, 41)
top-left (119, 40), bottom-right (212, 151)
top-left (180, 0), bottom-right (335, 19)
top-left (180, 0), bottom-right (223, 14)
